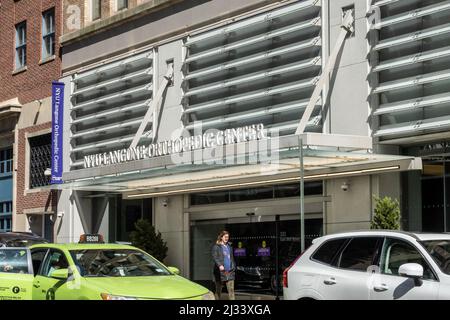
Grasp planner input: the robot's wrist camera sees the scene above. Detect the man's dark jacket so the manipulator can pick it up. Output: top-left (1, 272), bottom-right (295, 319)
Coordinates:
top-left (211, 243), bottom-right (236, 282)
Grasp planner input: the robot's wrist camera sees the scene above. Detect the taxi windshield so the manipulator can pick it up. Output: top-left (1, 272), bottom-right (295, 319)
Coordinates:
top-left (70, 249), bottom-right (171, 277)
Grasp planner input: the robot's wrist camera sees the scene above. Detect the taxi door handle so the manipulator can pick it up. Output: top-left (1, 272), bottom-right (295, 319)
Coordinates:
top-left (33, 282), bottom-right (40, 288)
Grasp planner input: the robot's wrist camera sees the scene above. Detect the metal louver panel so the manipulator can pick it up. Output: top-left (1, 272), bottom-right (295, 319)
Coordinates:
top-left (72, 133), bottom-right (150, 153)
top-left (370, 0), bottom-right (450, 142)
top-left (71, 99), bottom-right (151, 125)
top-left (373, 46), bottom-right (450, 72)
top-left (72, 84), bottom-right (152, 111)
top-left (73, 51), bottom-right (152, 83)
top-left (184, 57), bottom-right (321, 97)
top-left (183, 38), bottom-right (321, 81)
top-left (185, 0), bottom-right (320, 46)
top-left (184, 99), bottom-right (318, 130)
top-left (73, 67), bottom-right (152, 97)
top-left (373, 23), bottom-right (450, 51)
top-left (267, 116), bottom-right (321, 134)
top-left (71, 118), bottom-right (144, 138)
top-left (70, 49), bottom-right (154, 169)
top-left (377, 1), bottom-right (450, 28)
top-left (185, 77), bottom-right (320, 114)
top-left (182, 0), bottom-right (323, 136)
top-left (373, 0), bottom-right (400, 6)
top-left (374, 92), bottom-right (450, 116)
top-left (374, 115), bottom-right (450, 137)
top-left (373, 69), bottom-right (450, 94)
top-left (185, 18), bottom-right (321, 64)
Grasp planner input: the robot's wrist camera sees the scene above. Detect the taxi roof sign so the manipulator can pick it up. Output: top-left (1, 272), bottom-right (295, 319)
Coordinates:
top-left (79, 234), bottom-right (105, 244)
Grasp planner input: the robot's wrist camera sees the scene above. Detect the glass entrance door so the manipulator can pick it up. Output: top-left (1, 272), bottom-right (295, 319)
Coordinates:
top-left (421, 157), bottom-right (450, 232)
top-left (190, 214), bottom-right (322, 296)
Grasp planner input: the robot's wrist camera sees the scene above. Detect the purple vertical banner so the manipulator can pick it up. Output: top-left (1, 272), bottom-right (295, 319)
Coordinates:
top-left (51, 81), bottom-right (64, 184)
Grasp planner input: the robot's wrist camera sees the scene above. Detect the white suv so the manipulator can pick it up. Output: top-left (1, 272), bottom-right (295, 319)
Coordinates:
top-left (283, 230), bottom-right (450, 300)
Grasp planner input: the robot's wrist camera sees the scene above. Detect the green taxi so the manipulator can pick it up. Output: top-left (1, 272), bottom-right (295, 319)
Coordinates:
top-left (0, 240), bottom-right (214, 300)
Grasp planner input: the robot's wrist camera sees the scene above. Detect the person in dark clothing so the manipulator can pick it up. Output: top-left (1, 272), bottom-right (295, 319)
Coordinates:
top-left (211, 230), bottom-right (236, 300)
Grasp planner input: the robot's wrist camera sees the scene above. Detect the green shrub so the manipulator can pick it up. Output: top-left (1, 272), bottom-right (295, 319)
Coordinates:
top-left (130, 219), bottom-right (168, 262)
top-left (370, 196), bottom-right (401, 230)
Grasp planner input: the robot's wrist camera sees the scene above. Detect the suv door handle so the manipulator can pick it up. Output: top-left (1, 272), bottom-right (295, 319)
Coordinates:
top-left (374, 284), bottom-right (389, 292)
top-left (324, 277), bottom-right (337, 285)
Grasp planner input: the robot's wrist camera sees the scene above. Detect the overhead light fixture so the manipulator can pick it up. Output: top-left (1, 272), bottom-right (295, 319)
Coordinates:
top-left (126, 165), bottom-right (400, 198)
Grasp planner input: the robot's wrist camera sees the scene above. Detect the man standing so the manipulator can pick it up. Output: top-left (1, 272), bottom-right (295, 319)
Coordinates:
top-left (212, 231), bottom-right (236, 300)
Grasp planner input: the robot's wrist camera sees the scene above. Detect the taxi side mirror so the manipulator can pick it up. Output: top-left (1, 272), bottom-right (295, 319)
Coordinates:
top-left (50, 268), bottom-right (69, 280)
top-left (168, 266), bottom-right (180, 275)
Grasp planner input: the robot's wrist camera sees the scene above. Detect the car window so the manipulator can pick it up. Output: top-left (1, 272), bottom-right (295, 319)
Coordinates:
top-left (338, 237), bottom-right (382, 272)
top-left (421, 240), bottom-right (450, 275)
top-left (31, 249), bottom-right (48, 276)
top-left (40, 250), bottom-right (69, 277)
top-left (0, 249), bottom-right (31, 274)
top-left (6, 239), bottom-right (48, 247)
top-left (311, 238), bottom-right (348, 266)
top-left (380, 238), bottom-right (436, 281)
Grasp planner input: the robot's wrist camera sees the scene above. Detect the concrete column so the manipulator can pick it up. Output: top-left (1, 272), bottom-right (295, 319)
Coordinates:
top-left (153, 195), bottom-right (186, 275)
top-left (405, 171), bottom-right (422, 231)
top-left (325, 175), bottom-right (372, 234)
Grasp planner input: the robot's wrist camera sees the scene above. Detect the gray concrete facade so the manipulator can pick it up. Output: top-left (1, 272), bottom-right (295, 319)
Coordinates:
top-left (54, 0), bottom-right (450, 277)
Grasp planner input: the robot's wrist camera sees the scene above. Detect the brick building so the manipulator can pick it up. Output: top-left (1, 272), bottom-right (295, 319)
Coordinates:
top-left (0, 0), bottom-right (61, 239)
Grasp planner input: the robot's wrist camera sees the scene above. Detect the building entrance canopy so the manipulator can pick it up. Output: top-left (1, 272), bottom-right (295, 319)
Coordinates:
top-left (49, 133), bottom-right (422, 197)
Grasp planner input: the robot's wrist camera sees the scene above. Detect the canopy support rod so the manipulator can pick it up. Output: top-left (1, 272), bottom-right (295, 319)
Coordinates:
top-left (130, 63), bottom-right (174, 149)
top-left (295, 10), bottom-right (354, 135)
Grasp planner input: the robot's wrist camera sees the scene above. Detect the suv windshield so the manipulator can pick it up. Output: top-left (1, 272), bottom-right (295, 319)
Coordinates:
top-left (70, 249), bottom-right (171, 277)
top-left (5, 239), bottom-right (48, 247)
top-left (421, 240), bottom-right (450, 275)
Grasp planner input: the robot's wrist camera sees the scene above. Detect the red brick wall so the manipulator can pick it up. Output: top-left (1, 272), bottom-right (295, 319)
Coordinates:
top-left (0, 0), bottom-right (62, 105)
top-left (16, 123), bottom-right (57, 216)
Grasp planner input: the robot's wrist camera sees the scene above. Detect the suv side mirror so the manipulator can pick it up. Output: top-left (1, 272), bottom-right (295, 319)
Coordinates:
top-left (167, 266), bottom-right (180, 275)
top-left (50, 268), bottom-right (69, 280)
top-left (399, 263), bottom-right (423, 286)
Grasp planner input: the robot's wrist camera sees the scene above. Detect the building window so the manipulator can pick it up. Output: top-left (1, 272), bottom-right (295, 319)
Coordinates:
top-left (92, 0), bottom-right (101, 20)
top-left (0, 148), bottom-right (13, 175)
top-left (0, 201), bottom-right (13, 232)
top-left (15, 21), bottom-right (27, 69)
top-left (190, 182), bottom-right (323, 205)
top-left (117, 0), bottom-right (128, 11)
top-left (0, 202), bottom-right (12, 214)
top-left (29, 134), bottom-right (51, 189)
top-left (42, 8), bottom-right (55, 60)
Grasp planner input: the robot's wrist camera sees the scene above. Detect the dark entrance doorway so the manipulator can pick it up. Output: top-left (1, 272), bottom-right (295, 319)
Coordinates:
top-left (114, 198), bottom-right (152, 242)
top-left (421, 157), bottom-right (450, 232)
top-left (190, 215), bottom-right (322, 297)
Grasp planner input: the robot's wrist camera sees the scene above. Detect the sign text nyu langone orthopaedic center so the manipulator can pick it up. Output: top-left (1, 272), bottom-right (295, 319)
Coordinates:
top-left (83, 124), bottom-right (267, 169)
top-left (51, 81), bottom-right (64, 184)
